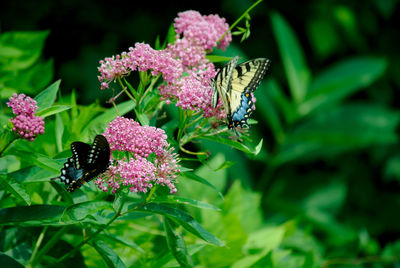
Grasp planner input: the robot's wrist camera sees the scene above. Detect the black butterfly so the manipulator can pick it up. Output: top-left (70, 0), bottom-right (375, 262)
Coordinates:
top-left (54, 135), bottom-right (110, 192)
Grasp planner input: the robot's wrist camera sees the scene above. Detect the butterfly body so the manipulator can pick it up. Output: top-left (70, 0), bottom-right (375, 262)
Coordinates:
top-left (56, 135), bottom-right (110, 192)
top-left (211, 56), bottom-right (270, 129)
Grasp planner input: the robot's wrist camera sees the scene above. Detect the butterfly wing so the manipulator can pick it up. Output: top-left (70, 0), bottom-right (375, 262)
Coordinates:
top-left (211, 57), bottom-right (270, 129)
top-left (228, 58), bottom-right (270, 128)
top-left (67, 135), bottom-right (110, 192)
top-left (58, 142), bottom-right (91, 185)
top-left (211, 56), bottom-right (239, 112)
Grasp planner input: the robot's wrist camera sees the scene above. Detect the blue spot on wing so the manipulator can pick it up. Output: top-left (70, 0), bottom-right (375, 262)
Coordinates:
top-left (231, 91), bottom-right (253, 127)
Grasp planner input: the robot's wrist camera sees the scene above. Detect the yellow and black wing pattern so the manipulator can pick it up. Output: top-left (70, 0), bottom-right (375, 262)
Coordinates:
top-left (211, 56), bottom-right (270, 129)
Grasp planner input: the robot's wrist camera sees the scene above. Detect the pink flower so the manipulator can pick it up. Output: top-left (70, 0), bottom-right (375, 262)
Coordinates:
top-left (174, 10), bottom-right (232, 51)
top-left (97, 10), bottom-right (232, 121)
top-left (7, 93), bottom-right (45, 141)
top-left (96, 117), bottom-right (180, 194)
top-left (167, 38), bottom-right (206, 67)
top-left (10, 114), bottom-right (45, 141)
top-left (7, 93), bottom-right (38, 116)
top-left (98, 43), bottom-right (183, 90)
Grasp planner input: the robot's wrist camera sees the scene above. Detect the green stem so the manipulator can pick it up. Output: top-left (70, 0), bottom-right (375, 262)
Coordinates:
top-left (177, 109), bottom-right (188, 142)
top-left (27, 226), bottom-right (48, 268)
top-left (121, 186), bottom-right (157, 216)
top-left (184, 114), bottom-right (204, 129)
top-left (30, 226), bottom-right (70, 266)
top-left (118, 77), bottom-right (137, 103)
top-left (0, 136), bottom-right (17, 157)
top-left (139, 74), bottom-right (161, 107)
top-left (217, 0), bottom-right (263, 44)
top-left (50, 197), bottom-right (126, 266)
top-left (179, 144), bottom-right (208, 156)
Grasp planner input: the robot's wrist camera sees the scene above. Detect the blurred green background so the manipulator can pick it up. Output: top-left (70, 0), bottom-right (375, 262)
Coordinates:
top-left (2, 0), bottom-right (400, 266)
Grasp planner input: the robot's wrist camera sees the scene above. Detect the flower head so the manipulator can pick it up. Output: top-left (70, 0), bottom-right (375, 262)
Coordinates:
top-left (98, 43), bottom-right (183, 90)
top-left (97, 10), bottom-right (232, 121)
top-left (174, 10), bottom-right (232, 51)
top-left (96, 117), bottom-right (180, 194)
top-left (7, 93), bottom-right (45, 141)
top-left (7, 93), bottom-right (38, 116)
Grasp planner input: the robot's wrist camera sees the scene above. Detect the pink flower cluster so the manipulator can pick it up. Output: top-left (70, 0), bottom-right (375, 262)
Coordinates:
top-left (97, 10), bottom-right (231, 120)
top-left (7, 94), bottom-right (45, 141)
top-left (174, 10), bottom-right (231, 51)
top-left (95, 117), bottom-right (180, 194)
top-left (159, 10), bottom-right (231, 119)
top-left (98, 43), bottom-right (183, 90)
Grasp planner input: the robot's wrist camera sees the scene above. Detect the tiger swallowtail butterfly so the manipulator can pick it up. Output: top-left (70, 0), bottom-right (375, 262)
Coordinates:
top-left (211, 56), bottom-right (270, 130)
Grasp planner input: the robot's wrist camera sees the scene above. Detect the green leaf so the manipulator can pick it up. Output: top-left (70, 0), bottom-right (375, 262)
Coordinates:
top-left (98, 233), bottom-right (144, 253)
top-left (256, 81), bottom-right (285, 143)
top-left (232, 226), bottom-right (286, 268)
top-left (152, 196), bottom-right (221, 211)
top-left (8, 165), bottom-right (58, 183)
top-left (1, 59), bottom-right (54, 95)
top-left (63, 201), bottom-right (113, 221)
top-left (55, 113), bottom-right (64, 152)
top-left (166, 23), bottom-right (177, 45)
top-left (35, 105), bottom-right (71, 118)
top-left (180, 172), bottom-right (224, 199)
top-left (152, 244), bottom-right (206, 268)
top-left (0, 252), bottom-right (25, 268)
top-left (274, 103), bottom-right (400, 165)
top-left (50, 180), bottom-right (74, 205)
top-left (123, 78), bottom-right (139, 100)
top-left (271, 12), bottom-right (310, 103)
top-left (253, 139), bottom-right (263, 156)
top-left (91, 239), bottom-right (127, 268)
top-left (0, 154), bottom-right (20, 173)
top-left (135, 110), bottom-right (150, 126)
top-left (266, 78), bottom-right (298, 124)
top-left (0, 31), bottom-right (49, 71)
top-left (206, 55), bottom-right (234, 63)
top-left (0, 205), bottom-right (65, 226)
top-left (200, 135), bottom-right (254, 154)
top-left (34, 80), bottom-right (61, 112)
top-left (11, 150), bottom-right (60, 172)
top-left (164, 217), bottom-right (194, 268)
top-left (0, 174), bottom-right (31, 205)
top-left (299, 57), bottom-right (387, 115)
top-left (214, 161), bottom-right (236, 171)
top-left (137, 203), bottom-right (224, 246)
top-left (81, 101), bottom-right (133, 137)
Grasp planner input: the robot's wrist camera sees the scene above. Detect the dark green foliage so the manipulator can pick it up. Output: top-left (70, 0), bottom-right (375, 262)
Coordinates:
top-left (1, 1), bottom-right (400, 267)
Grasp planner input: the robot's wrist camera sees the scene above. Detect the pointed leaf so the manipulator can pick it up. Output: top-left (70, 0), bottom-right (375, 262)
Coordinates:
top-left (200, 135), bottom-right (253, 154)
top-left (271, 12), bottom-right (310, 103)
top-left (0, 31), bottom-right (49, 71)
top-left (82, 101), bottom-right (133, 137)
top-left (55, 113), bottom-right (64, 152)
top-left (164, 216), bottom-right (193, 268)
top-left (0, 252), bottom-right (25, 268)
top-left (11, 150), bottom-right (60, 172)
top-left (137, 203), bottom-right (224, 246)
top-left (64, 201), bottom-right (113, 221)
top-left (0, 205), bottom-right (65, 226)
top-left (91, 239), bottom-right (127, 268)
top-left (299, 57), bottom-right (387, 115)
top-left (34, 80), bottom-right (61, 112)
top-left (152, 196), bottom-right (221, 211)
top-left (35, 105), bottom-right (71, 118)
top-left (0, 174), bottom-right (31, 205)
top-left (180, 172), bottom-right (223, 199)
